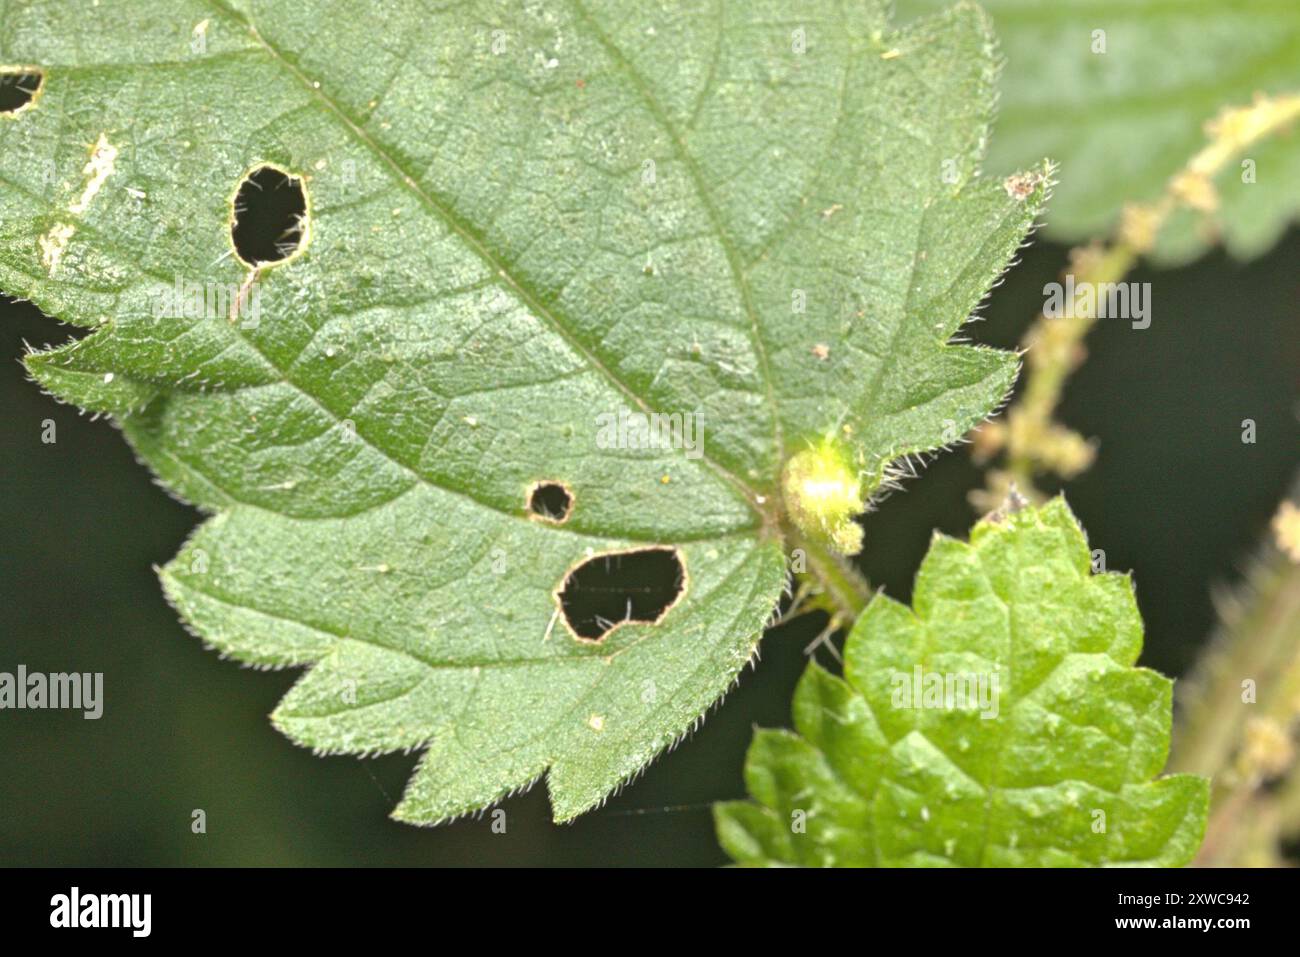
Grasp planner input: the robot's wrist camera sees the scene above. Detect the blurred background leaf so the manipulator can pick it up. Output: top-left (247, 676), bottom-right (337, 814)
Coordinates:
top-left (897, 0), bottom-right (1300, 265)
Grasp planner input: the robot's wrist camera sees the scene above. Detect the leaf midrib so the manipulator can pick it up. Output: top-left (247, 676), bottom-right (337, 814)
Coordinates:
top-left (566, 0), bottom-right (786, 463)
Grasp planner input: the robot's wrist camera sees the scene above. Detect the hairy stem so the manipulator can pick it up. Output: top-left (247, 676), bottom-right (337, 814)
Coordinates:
top-left (1170, 484), bottom-right (1300, 866)
top-left (974, 92), bottom-right (1300, 505)
top-left (785, 522), bottom-right (872, 626)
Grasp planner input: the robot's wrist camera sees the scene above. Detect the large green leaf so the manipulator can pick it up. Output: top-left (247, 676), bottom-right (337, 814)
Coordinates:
top-left (3, 0), bottom-right (1048, 822)
top-left (716, 498), bottom-right (1208, 865)
top-left (898, 0), bottom-right (1300, 264)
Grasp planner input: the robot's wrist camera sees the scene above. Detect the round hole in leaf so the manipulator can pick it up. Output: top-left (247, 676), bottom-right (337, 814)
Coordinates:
top-left (0, 69), bottom-right (43, 113)
top-left (231, 165), bottom-right (308, 265)
top-left (528, 481), bottom-right (573, 523)
top-left (556, 547), bottom-right (685, 642)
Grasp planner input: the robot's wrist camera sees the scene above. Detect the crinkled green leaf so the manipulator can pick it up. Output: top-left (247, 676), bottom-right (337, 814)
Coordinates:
top-left (717, 499), bottom-right (1209, 866)
top-left (3, 0), bottom-right (1048, 822)
top-left (899, 0), bottom-right (1300, 264)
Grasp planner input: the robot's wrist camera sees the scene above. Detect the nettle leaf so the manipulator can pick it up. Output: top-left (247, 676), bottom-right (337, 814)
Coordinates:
top-left (2, 0), bottom-right (1048, 822)
top-left (716, 499), bottom-right (1209, 866)
top-left (898, 0), bottom-right (1300, 264)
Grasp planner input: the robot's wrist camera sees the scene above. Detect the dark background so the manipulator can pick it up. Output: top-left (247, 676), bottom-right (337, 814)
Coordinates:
top-left (2, 228), bottom-right (1297, 866)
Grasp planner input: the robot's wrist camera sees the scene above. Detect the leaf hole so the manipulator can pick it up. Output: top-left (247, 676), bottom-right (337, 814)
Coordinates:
top-left (0, 69), bottom-right (43, 114)
top-left (230, 165), bottom-right (308, 265)
top-left (556, 547), bottom-right (686, 642)
top-left (528, 481), bottom-right (574, 523)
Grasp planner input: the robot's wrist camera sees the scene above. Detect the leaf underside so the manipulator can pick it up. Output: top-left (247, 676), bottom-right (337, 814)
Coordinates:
top-left (716, 499), bottom-right (1209, 867)
top-left (3, 0), bottom-right (1048, 822)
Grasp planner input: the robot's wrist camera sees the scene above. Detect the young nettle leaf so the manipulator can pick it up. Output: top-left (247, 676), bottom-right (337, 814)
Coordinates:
top-left (716, 499), bottom-right (1209, 866)
top-left (3, 0), bottom-right (1049, 822)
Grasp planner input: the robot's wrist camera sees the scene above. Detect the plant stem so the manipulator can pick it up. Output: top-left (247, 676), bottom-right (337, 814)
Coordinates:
top-left (786, 522), bottom-right (872, 625)
top-left (975, 92), bottom-right (1300, 504)
top-left (1170, 485), bottom-right (1300, 866)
